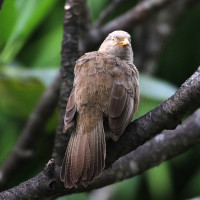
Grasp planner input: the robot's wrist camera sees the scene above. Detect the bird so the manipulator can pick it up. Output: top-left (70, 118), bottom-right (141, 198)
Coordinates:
top-left (60, 30), bottom-right (139, 188)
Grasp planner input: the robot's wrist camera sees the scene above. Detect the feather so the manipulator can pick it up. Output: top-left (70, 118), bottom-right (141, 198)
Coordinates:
top-left (63, 89), bottom-right (76, 132)
top-left (61, 116), bottom-right (106, 188)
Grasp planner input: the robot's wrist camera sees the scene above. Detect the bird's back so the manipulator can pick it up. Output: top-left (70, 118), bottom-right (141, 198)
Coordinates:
top-left (74, 51), bottom-right (138, 121)
top-left (74, 52), bottom-right (114, 117)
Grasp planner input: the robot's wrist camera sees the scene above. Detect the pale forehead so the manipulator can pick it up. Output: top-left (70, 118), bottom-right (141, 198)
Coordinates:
top-left (108, 30), bottom-right (130, 38)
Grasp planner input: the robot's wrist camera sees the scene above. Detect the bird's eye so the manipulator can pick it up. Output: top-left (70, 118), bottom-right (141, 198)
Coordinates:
top-left (111, 37), bottom-right (115, 42)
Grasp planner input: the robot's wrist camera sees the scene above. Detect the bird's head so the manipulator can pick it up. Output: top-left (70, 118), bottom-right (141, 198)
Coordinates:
top-left (98, 30), bottom-right (133, 62)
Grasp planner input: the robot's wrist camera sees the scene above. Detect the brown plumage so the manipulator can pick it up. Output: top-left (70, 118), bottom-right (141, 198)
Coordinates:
top-left (60, 30), bottom-right (139, 188)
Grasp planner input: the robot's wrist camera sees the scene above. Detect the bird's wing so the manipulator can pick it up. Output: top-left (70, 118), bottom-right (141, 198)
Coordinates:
top-left (63, 51), bottom-right (101, 133)
top-left (63, 88), bottom-right (76, 133)
top-left (74, 52), bottom-right (105, 76)
top-left (108, 60), bottom-right (139, 141)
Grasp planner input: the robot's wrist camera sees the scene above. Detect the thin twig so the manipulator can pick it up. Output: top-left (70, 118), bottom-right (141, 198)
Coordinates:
top-left (80, 0), bottom-right (176, 52)
top-left (94, 0), bottom-right (125, 27)
top-left (101, 0), bottom-right (174, 34)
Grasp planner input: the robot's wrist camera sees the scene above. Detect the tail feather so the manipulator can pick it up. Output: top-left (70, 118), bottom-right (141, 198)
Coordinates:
top-left (72, 133), bottom-right (87, 184)
top-left (60, 152), bottom-right (67, 182)
top-left (91, 122), bottom-right (102, 181)
top-left (68, 133), bottom-right (76, 187)
top-left (81, 138), bottom-right (91, 181)
top-left (100, 124), bottom-right (106, 169)
top-left (61, 118), bottom-right (106, 188)
top-left (88, 130), bottom-right (95, 182)
top-left (87, 120), bottom-right (105, 183)
top-left (61, 132), bottom-right (76, 188)
top-left (91, 128), bottom-right (98, 182)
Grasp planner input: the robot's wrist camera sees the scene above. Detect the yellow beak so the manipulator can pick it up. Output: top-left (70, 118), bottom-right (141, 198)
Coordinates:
top-left (119, 38), bottom-right (129, 46)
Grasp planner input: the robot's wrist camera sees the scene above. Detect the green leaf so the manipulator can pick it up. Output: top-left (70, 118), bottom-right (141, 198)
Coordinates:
top-left (0, 0), bottom-right (17, 47)
top-left (134, 97), bottom-right (161, 119)
top-left (0, 113), bottom-right (19, 163)
top-left (2, 66), bottom-right (58, 86)
top-left (145, 162), bottom-right (173, 200)
top-left (87, 0), bottom-right (109, 21)
top-left (21, 27), bottom-right (62, 67)
top-left (109, 176), bottom-right (141, 200)
top-left (134, 75), bottom-right (177, 119)
top-left (0, 0), bottom-right (58, 65)
top-left (1, 66), bottom-right (58, 132)
top-left (0, 77), bottom-right (45, 118)
top-left (183, 169), bottom-right (200, 197)
top-left (139, 74), bottom-right (177, 101)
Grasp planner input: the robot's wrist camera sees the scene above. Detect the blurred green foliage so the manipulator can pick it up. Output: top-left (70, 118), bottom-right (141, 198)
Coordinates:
top-left (0, 0), bottom-right (200, 199)
top-left (157, 2), bottom-right (200, 86)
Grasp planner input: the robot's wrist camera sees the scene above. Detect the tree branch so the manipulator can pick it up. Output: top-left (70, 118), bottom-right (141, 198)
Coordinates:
top-left (101, 0), bottom-right (174, 34)
top-left (94, 0), bottom-right (126, 28)
top-left (0, 73), bottom-right (61, 191)
top-left (105, 66), bottom-right (200, 168)
top-left (1, 107), bottom-right (200, 199)
top-left (93, 108), bottom-right (200, 187)
top-left (51, 0), bottom-right (80, 165)
top-left (81, 0), bottom-right (176, 52)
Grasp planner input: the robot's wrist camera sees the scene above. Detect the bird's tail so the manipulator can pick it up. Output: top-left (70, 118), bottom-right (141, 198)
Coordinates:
top-left (60, 117), bottom-right (106, 188)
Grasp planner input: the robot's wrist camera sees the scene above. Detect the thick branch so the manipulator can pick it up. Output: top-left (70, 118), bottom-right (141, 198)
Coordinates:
top-left (0, 73), bottom-right (61, 191)
top-left (105, 66), bottom-right (200, 167)
top-left (93, 108), bottom-right (200, 187)
top-left (0, 159), bottom-right (62, 200)
top-left (1, 108), bottom-right (200, 199)
top-left (52, 0), bottom-right (80, 165)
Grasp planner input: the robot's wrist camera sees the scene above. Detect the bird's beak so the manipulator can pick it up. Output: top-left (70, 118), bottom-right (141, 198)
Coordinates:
top-left (119, 38), bottom-right (129, 46)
